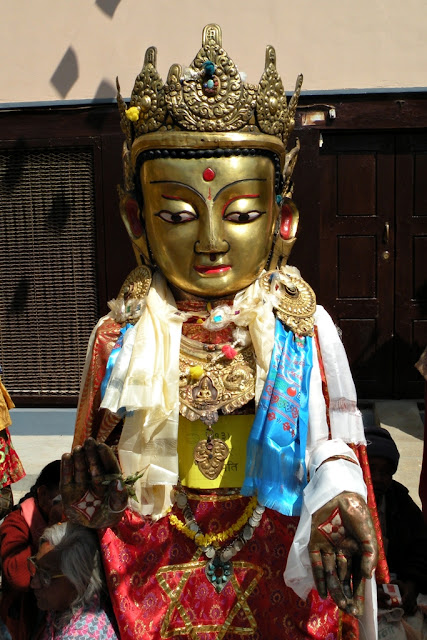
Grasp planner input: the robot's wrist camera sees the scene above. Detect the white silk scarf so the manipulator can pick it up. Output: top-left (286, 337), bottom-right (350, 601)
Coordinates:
top-left (99, 270), bottom-right (365, 519)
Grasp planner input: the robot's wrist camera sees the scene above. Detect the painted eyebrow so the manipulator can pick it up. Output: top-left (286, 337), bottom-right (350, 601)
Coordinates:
top-left (149, 178), bottom-right (265, 203)
top-left (213, 178), bottom-right (266, 202)
top-left (149, 180), bottom-right (203, 200)
top-left (221, 194), bottom-right (261, 217)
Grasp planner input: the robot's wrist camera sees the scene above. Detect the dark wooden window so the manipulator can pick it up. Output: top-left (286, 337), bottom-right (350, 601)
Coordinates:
top-left (0, 107), bottom-right (134, 406)
top-left (0, 145), bottom-right (99, 402)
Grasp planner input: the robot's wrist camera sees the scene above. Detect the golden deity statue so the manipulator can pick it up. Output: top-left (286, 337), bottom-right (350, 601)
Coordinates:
top-left (63, 25), bottom-right (382, 640)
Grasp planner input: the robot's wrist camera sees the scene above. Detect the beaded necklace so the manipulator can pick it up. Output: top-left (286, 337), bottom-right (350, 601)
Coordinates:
top-left (169, 491), bottom-right (265, 592)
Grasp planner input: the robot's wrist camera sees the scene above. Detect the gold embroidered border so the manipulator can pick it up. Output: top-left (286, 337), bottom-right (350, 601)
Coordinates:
top-left (156, 550), bottom-right (263, 638)
top-left (183, 491), bottom-right (243, 502)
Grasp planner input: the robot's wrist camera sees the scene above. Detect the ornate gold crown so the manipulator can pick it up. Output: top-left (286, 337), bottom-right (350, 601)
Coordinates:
top-left (117, 24), bottom-right (303, 269)
top-left (117, 24), bottom-right (302, 177)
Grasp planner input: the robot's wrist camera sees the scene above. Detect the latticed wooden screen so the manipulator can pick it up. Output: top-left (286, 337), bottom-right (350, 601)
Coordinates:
top-left (0, 146), bottom-right (99, 401)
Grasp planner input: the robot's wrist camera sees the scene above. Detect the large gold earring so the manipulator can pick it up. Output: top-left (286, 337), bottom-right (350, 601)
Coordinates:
top-left (268, 198), bottom-right (299, 270)
top-left (118, 186), bottom-right (153, 267)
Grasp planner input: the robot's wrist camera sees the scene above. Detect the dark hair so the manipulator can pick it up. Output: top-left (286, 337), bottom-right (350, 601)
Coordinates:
top-left (18, 460), bottom-right (61, 506)
top-left (365, 426), bottom-right (400, 474)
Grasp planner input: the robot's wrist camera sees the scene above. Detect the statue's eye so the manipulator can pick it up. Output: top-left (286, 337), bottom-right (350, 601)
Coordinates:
top-left (223, 210), bottom-right (265, 223)
top-left (155, 210), bottom-right (198, 224)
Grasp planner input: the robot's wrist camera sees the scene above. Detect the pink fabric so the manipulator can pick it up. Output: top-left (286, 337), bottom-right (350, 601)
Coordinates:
top-left (20, 496), bottom-right (48, 545)
top-left (40, 603), bottom-right (118, 640)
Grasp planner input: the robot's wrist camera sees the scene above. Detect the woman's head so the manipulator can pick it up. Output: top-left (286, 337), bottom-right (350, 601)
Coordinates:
top-left (30, 522), bottom-right (105, 619)
top-left (31, 459), bottom-right (61, 521)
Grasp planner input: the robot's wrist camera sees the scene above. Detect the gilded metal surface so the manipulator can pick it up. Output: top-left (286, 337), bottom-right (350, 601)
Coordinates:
top-left (309, 490), bottom-right (378, 617)
top-left (257, 47), bottom-right (302, 142)
top-left (140, 155), bottom-right (277, 299)
top-left (117, 24), bottom-right (303, 276)
top-left (130, 47), bottom-right (168, 138)
top-left (109, 265), bottom-right (152, 323)
top-left (193, 439), bottom-right (230, 480)
top-left (260, 270), bottom-right (316, 336)
top-left (179, 337), bottom-right (256, 424)
top-left (164, 26), bottom-right (256, 134)
top-left (117, 24), bottom-right (302, 149)
top-left (117, 265), bottom-right (152, 301)
top-left (130, 130), bottom-right (287, 170)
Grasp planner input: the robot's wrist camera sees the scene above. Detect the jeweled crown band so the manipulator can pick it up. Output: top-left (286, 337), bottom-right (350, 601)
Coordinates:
top-left (130, 131), bottom-right (287, 171)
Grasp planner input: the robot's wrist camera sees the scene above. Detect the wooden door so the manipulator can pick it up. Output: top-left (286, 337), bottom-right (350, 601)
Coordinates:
top-left (318, 131), bottom-right (427, 399)
top-left (395, 133), bottom-right (427, 396)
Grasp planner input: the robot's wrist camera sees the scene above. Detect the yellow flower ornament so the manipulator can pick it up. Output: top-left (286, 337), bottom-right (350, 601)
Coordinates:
top-left (125, 106), bottom-right (140, 122)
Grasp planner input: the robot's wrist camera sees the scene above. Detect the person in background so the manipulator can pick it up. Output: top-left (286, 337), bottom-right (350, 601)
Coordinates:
top-left (29, 521), bottom-right (118, 640)
top-left (365, 425), bottom-right (427, 616)
top-left (0, 364), bottom-right (26, 520)
top-left (0, 460), bottom-right (62, 640)
top-left (415, 347), bottom-right (427, 523)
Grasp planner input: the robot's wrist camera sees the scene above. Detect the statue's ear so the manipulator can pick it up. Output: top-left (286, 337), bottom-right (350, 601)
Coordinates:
top-left (268, 198), bottom-right (299, 270)
top-left (118, 186), bottom-right (153, 267)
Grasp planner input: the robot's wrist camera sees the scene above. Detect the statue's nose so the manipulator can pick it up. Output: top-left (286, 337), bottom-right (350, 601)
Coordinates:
top-left (194, 212), bottom-right (230, 255)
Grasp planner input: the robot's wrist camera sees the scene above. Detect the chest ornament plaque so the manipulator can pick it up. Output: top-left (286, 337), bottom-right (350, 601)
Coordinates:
top-left (179, 334), bottom-right (256, 479)
top-left (179, 335), bottom-right (256, 426)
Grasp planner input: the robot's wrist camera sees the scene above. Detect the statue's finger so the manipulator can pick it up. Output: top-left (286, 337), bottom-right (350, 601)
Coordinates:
top-left (360, 539), bottom-right (377, 579)
top-left (344, 552), bottom-right (364, 617)
top-left (347, 575), bottom-right (365, 617)
top-left (322, 551), bottom-right (347, 610)
top-left (60, 453), bottom-right (74, 489)
top-left (84, 438), bottom-right (107, 493)
top-left (339, 552), bottom-right (353, 600)
top-left (73, 446), bottom-right (89, 487)
top-left (108, 478), bottom-right (129, 513)
top-left (309, 548), bottom-right (327, 599)
top-left (336, 551), bottom-right (348, 583)
top-left (98, 442), bottom-right (121, 475)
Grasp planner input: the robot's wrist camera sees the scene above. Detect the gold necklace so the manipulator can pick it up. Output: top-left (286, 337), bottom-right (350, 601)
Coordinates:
top-left (170, 491), bottom-right (265, 592)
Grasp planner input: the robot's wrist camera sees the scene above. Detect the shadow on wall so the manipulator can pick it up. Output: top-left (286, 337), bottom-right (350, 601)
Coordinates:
top-left (95, 0), bottom-right (121, 18)
top-left (50, 47), bottom-right (79, 98)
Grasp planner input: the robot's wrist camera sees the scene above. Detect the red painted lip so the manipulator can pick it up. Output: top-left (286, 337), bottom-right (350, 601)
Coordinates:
top-left (194, 265), bottom-right (231, 275)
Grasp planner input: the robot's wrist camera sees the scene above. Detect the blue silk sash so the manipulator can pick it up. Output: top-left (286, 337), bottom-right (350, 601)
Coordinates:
top-left (100, 323), bottom-right (133, 403)
top-left (241, 318), bottom-right (313, 516)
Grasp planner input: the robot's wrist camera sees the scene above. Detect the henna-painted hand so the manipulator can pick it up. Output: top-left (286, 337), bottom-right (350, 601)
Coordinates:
top-left (61, 437), bottom-right (128, 529)
top-left (308, 491), bottom-right (378, 617)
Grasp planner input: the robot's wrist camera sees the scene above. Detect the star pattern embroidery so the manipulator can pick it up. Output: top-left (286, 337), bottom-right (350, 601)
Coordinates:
top-left (71, 489), bottom-right (102, 521)
top-left (317, 506), bottom-right (346, 546)
top-left (156, 549), bottom-right (263, 639)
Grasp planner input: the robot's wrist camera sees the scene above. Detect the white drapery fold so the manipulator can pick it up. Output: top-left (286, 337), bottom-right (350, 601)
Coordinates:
top-left (106, 272), bottom-right (185, 518)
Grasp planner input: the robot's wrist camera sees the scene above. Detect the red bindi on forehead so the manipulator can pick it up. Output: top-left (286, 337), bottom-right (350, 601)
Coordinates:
top-left (202, 167), bottom-right (216, 182)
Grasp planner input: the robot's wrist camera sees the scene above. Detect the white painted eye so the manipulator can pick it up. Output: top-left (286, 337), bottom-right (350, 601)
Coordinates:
top-left (155, 210), bottom-right (198, 224)
top-left (223, 210), bottom-right (265, 223)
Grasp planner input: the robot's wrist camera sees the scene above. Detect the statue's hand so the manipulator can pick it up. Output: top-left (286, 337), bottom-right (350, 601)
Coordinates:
top-left (61, 437), bottom-right (128, 529)
top-left (308, 491), bottom-right (377, 617)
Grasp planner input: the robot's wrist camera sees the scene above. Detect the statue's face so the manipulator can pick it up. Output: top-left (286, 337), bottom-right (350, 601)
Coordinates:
top-left (140, 155), bottom-right (277, 298)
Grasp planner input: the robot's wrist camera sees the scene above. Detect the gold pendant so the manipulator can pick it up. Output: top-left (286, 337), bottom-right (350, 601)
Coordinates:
top-left (179, 337), bottom-right (256, 424)
top-left (193, 438), bottom-right (229, 480)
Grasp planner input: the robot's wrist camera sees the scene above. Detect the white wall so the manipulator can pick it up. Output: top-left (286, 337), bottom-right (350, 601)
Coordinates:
top-left (1, 0), bottom-right (426, 105)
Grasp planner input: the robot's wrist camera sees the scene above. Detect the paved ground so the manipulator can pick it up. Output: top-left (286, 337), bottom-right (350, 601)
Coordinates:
top-left (7, 402), bottom-right (425, 507)
top-left (8, 408), bottom-right (75, 503)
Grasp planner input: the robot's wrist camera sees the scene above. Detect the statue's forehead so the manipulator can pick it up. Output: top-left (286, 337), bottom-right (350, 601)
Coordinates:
top-left (140, 154), bottom-right (275, 189)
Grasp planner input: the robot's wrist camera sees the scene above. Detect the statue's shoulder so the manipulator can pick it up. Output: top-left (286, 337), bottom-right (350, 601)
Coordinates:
top-left (108, 265), bottom-right (152, 324)
top-left (260, 267), bottom-right (316, 337)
